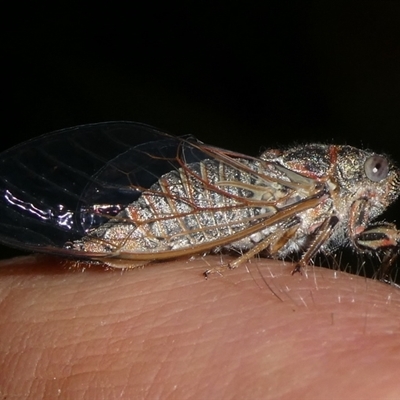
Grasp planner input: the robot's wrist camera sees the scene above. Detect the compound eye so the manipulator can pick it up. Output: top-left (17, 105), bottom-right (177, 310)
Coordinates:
top-left (364, 155), bottom-right (389, 182)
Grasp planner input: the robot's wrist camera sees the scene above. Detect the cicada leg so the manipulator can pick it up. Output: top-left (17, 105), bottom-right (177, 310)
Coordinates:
top-left (378, 249), bottom-right (398, 281)
top-left (204, 219), bottom-right (301, 278)
top-left (355, 223), bottom-right (400, 250)
top-left (354, 223), bottom-right (400, 280)
top-left (291, 215), bottom-right (339, 275)
top-left (202, 232), bottom-right (279, 278)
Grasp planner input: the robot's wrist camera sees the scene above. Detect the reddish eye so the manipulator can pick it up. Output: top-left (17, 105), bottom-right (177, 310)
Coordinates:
top-left (364, 155), bottom-right (389, 182)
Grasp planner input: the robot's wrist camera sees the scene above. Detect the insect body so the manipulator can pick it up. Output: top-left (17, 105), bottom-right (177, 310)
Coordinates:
top-left (0, 122), bottom-right (399, 275)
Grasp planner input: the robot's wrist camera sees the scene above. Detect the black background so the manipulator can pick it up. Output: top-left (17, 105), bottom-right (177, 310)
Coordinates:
top-left (3, 2), bottom-right (400, 261)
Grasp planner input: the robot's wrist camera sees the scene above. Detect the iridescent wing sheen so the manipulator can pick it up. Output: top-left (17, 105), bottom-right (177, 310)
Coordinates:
top-left (0, 122), bottom-right (214, 257)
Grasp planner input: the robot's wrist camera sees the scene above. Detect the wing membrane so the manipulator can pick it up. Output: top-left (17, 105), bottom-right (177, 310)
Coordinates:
top-left (0, 121), bottom-right (322, 262)
top-left (0, 122), bottom-right (207, 255)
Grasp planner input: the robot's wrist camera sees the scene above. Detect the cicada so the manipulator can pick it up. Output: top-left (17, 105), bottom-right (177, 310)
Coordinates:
top-left (0, 121), bottom-right (400, 276)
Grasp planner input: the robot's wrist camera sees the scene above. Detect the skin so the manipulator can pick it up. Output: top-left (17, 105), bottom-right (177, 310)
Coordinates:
top-left (1, 254), bottom-right (400, 399)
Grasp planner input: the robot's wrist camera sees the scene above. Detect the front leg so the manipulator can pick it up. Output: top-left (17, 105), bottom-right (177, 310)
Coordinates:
top-left (355, 223), bottom-right (400, 251)
top-left (348, 198), bottom-right (400, 251)
top-left (354, 223), bottom-right (400, 279)
top-left (346, 198), bottom-right (400, 280)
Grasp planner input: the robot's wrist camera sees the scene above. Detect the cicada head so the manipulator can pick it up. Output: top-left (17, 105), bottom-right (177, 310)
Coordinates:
top-left (334, 146), bottom-right (400, 217)
top-left (260, 143), bottom-right (400, 224)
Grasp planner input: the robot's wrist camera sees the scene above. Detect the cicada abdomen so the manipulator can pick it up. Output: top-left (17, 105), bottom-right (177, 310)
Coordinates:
top-left (0, 122), bottom-right (400, 275)
top-left (72, 150), bottom-right (323, 265)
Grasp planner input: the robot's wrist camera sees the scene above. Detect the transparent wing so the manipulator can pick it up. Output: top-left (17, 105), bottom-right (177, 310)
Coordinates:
top-left (0, 122), bottom-right (213, 257)
top-left (0, 121), bottom-right (323, 262)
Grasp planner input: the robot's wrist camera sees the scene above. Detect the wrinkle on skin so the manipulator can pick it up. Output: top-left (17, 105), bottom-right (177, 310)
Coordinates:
top-left (1, 255), bottom-right (400, 399)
